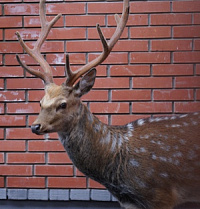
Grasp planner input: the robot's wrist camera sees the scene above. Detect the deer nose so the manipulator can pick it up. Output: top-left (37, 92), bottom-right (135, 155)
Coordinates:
top-left (31, 124), bottom-right (41, 134)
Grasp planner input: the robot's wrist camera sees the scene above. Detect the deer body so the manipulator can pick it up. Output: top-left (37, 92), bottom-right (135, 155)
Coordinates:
top-left (57, 99), bottom-right (200, 209)
top-left (15, 0), bottom-right (200, 208)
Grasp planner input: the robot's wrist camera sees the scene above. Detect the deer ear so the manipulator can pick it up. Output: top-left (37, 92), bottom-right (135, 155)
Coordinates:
top-left (73, 68), bottom-right (96, 97)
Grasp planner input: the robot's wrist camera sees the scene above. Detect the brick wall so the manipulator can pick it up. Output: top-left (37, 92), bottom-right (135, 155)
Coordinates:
top-left (0, 0), bottom-right (200, 203)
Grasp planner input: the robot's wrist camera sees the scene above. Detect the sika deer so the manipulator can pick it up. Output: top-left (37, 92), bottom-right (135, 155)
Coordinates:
top-left (16, 0), bottom-right (200, 208)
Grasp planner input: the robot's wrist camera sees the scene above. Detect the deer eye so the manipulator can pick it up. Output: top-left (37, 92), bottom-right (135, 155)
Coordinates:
top-left (56, 102), bottom-right (67, 112)
top-left (60, 102), bottom-right (67, 109)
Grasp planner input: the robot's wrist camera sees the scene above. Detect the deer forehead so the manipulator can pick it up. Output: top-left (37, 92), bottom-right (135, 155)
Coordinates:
top-left (41, 84), bottom-right (66, 108)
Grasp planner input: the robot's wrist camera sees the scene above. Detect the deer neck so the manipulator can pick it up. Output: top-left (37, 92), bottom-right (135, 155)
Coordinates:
top-left (58, 102), bottom-right (130, 184)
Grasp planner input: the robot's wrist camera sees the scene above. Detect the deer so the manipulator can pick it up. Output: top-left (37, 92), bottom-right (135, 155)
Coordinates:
top-left (15, 0), bottom-right (200, 209)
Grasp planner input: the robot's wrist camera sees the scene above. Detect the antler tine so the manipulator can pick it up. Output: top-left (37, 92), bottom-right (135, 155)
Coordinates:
top-left (16, 0), bottom-right (62, 85)
top-left (66, 0), bottom-right (129, 86)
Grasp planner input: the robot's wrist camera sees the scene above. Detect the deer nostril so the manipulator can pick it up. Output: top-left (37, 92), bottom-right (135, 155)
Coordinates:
top-left (31, 124), bottom-right (41, 134)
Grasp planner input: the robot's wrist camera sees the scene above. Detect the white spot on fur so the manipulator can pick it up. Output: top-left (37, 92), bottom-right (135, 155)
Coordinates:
top-left (183, 122), bottom-right (189, 126)
top-left (192, 121), bottom-right (198, 125)
top-left (179, 114), bottom-right (188, 118)
top-left (130, 159), bottom-right (140, 167)
top-left (187, 150), bottom-right (198, 160)
top-left (159, 156), bottom-right (167, 162)
top-left (173, 151), bottom-right (183, 158)
top-left (160, 173), bottom-right (169, 178)
top-left (179, 139), bottom-right (186, 145)
top-left (171, 124), bottom-right (181, 128)
top-left (137, 119), bottom-right (145, 126)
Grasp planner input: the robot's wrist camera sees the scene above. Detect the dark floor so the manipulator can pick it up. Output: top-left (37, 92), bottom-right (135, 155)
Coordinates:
top-left (0, 201), bottom-right (200, 209)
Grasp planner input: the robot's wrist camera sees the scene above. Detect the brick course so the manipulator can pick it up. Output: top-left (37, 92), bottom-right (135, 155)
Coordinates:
top-left (0, 0), bottom-right (199, 204)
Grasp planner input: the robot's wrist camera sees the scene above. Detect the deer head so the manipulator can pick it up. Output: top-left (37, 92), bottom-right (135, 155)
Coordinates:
top-left (16, 0), bottom-right (129, 135)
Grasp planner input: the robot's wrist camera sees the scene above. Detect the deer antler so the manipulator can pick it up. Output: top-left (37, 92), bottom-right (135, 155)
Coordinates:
top-left (16, 0), bottom-right (61, 85)
top-left (65, 0), bottom-right (130, 86)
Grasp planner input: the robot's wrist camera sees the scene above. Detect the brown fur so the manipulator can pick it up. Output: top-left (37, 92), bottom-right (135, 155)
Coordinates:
top-left (32, 82), bottom-right (200, 209)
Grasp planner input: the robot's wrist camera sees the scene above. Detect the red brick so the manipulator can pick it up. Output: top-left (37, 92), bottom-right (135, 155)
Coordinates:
top-left (0, 54), bottom-right (2, 65)
top-left (152, 64), bottom-right (193, 76)
top-left (48, 153), bottom-right (72, 164)
top-left (131, 1), bottom-right (170, 13)
top-left (174, 102), bottom-right (200, 113)
top-left (24, 16), bottom-right (63, 27)
top-left (75, 169), bottom-right (85, 177)
top-left (7, 103), bottom-right (40, 114)
top-left (0, 17), bottom-right (22, 28)
top-left (196, 90), bottom-right (200, 100)
top-left (48, 177), bottom-right (86, 188)
top-left (174, 52), bottom-right (200, 63)
top-left (0, 67), bottom-right (24, 77)
top-left (27, 41), bottom-right (64, 53)
top-left (65, 15), bottom-right (105, 27)
top-left (88, 27), bottom-right (128, 40)
top-left (196, 64), bottom-right (200, 75)
top-left (131, 26), bottom-right (171, 39)
top-left (108, 14), bottom-right (148, 26)
top-left (28, 90), bottom-right (44, 102)
top-left (88, 2), bottom-right (123, 14)
top-left (194, 40), bottom-right (200, 51)
top-left (113, 40), bottom-right (148, 52)
top-left (49, 28), bottom-right (85, 40)
top-left (89, 53), bottom-right (128, 65)
top-left (90, 102), bottom-right (129, 114)
top-left (0, 0), bottom-right (21, 2)
top-left (132, 77), bottom-right (172, 89)
top-left (173, 1), bottom-right (200, 12)
top-left (131, 52), bottom-right (170, 64)
top-left (173, 26), bottom-right (200, 38)
top-left (7, 177), bottom-right (45, 188)
top-left (94, 77), bottom-right (129, 89)
top-left (132, 102), bottom-right (172, 113)
top-left (95, 115), bottom-right (108, 124)
top-left (82, 90), bottom-right (108, 102)
top-left (111, 114), bottom-right (150, 126)
top-left (6, 128), bottom-right (43, 140)
top-left (0, 141), bottom-right (25, 151)
top-left (46, 53), bottom-right (86, 65)
top-left (0, 177), bottom-right (4, 188)
top-left (175, 77), bottom-right (200, 88)
top-left (5, 28), bottom-right (40, 40)
top-left (153, 89), bottom-right (194, 101)
top-left (0, 129), bottom-right (3, 139)
top-left (7, 78), bottom-right (44, 89)
top-left (5, 54), bottom-right (35, 66)
top-left (4, 4), bottom-right (39, 15)
top-left (0, 43), bottom-right (23, 53)
top-left (35, 165), bottom-right (73, 176)
top-left (46, 3), bottom-right (85, 15)
top-left (0, 165), bottom-right (32, 176)
top-left (67, 41), bottom-right (104, 53)
top-left (112, 90), bottom-right (151, 101)
top-left (0, 115), bottom-right (25, 126)
top-left (0, 30), bottom-right (2, 41)
top-left (0, 79), bottom-right (4, 89)
top-left (194, 14), bottom-right (200, 25)
top-left (0, 153), bottom-right (4, 163)
top-left (89, 179), bottom-right (105, 189)
top-left (7, 153), bottom-right (45, 164)
top-left (151, 14), bottom-right (192, 25)
top-left (0, 91), bottom-right (25, 102)
top-left (28, 140), bottom-right (65, 152)
top-left (0, 103), bottom-right (4, 114)
top-left (151, 40), bottom-right (192, 51)
top-left (110, 65), bottom-right (150, 77)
